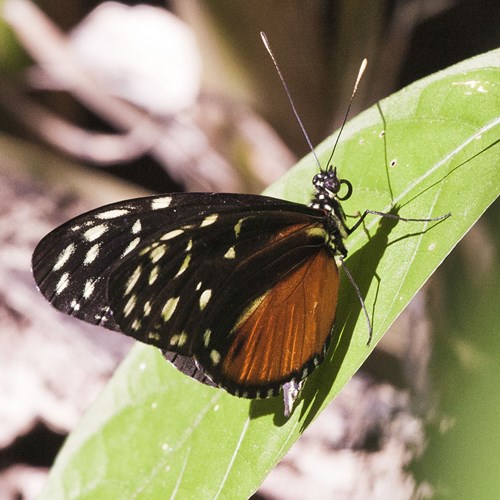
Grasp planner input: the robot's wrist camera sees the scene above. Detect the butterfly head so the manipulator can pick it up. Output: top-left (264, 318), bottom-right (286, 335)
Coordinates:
top-left (312, 166), bottom-right (353, 209)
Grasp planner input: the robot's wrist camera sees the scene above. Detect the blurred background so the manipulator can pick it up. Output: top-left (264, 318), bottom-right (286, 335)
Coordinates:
top-left (0, 1), bottom-right (498, 498)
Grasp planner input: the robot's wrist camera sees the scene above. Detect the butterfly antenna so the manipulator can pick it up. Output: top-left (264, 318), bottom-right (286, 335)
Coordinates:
top-left (325, 58), bottom-right (368, 169)
top-left (260, 31), bottom-right (321, 170)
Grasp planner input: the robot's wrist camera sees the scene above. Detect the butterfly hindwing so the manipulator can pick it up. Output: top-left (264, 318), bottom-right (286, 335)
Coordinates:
top-left (202, 246), bottom-right (339, 397)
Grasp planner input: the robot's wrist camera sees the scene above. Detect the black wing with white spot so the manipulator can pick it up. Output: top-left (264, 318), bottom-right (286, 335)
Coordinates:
top-left (32, 193), bottom-right (299, 330)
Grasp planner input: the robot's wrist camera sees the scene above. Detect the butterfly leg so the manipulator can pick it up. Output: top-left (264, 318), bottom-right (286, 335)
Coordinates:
top-left (282, 379), bottom-right (303, 417)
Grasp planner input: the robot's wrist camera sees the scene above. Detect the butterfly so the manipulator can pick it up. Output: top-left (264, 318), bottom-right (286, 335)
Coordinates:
top-left (31, 170), bottom-right (351, 412)
top-left (31, 34), bottom-right (449, 416)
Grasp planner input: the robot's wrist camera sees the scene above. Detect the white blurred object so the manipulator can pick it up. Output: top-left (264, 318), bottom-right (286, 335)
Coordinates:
top-left (69, 2), bottom-right (202, 115)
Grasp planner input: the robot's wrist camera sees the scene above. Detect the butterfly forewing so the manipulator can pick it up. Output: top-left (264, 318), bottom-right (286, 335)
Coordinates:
top-left (32, 193), bottom-right (294, 330)
top-left (108, 203), bottom-right (337, 396)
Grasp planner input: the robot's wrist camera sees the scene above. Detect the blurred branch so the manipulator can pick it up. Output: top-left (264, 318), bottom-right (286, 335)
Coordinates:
top-left (0, 75), bottom-right (156, 163)
top-left (2, 0), bottom-right (292, 191)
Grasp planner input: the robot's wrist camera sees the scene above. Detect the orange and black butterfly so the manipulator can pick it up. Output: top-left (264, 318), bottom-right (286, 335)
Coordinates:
top-left (32, 171), bottom-right (351, 411)
top-left (31, 34), bottom-right (449, 416)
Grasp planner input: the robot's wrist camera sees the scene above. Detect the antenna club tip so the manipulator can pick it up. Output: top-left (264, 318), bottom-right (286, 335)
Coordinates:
top-left (260, 31), bottom-right (269, 46)
top-left (357, 59), bottom-right (368, 82)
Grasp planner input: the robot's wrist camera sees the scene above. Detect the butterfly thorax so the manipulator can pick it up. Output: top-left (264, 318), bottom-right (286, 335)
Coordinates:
top-left (310, 167), bottom-right (351, 258)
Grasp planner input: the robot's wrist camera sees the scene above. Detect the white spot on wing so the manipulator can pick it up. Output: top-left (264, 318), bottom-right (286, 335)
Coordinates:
top-left (132, 219), bottom-right (142, 234)
top-left (70, 299), bottom-right (80, 312)
top-left (122, 237), bottom-right (141, 257)
top-left (150, 246), bottom-right (166, 263)
top-left (161, 229), bottom-right (183, 241)
top-left (149, 266), bottom-right (159, 285)
top-left (151, 196), bottom-right (172, 209)
top-left (200, 214), bottom-right (218, 227)
top-left (55, 272), bottom-right (70, 295)
top-left (96, 209), bottom-right (129, 219)
top-left (143, 301), bottom-right (152, 316)
top-left (199, 289), bottom-right (212, 310)
top-left (83, 244), bottom-right (100, 265)
top-left (83, 279), bottom-right (95, 299)
top-left (83, 224), bottom-right (108, 242)
top-left (53, 244), bottom-right (75, 271)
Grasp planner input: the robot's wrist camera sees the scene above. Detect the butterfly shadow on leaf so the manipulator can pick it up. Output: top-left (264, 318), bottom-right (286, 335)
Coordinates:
top-left (300, 205), bottom-right (451, 429)
top-left (245, 208), bottom-right (399, 425)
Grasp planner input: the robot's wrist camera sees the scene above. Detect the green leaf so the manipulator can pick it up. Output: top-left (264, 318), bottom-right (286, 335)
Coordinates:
top-left (39, 49), bottom-right (500, 499)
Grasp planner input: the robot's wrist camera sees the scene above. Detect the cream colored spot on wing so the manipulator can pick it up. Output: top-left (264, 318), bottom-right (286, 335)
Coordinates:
top-left (199, 289), bottom-right (212, 310)
top-left (148, 332), bottom-right (161, 341)
top-left (161, 229), bottom-right (183, 241)
top-left (125, 265), bottom-right (142, 295)
top-left (200, 214), bottom-right (218, 227)
top-left (83, 279), bottom-right (95, 299)
top-left (132, 219), bottom-right (142, 234)
top-left (55, 272), bottom-right (70, 295)
top-left (162, 297), bottom-right (179, 322)
top-left (151, 196), bottom-right (172, 209)
top-left (124, 294), bottom-right (137, 317)
top-left (175, 254), bottom-right (191, 277)
top-left (83, 224), bottom-right (108, 242)
top-left (70, 299), bottom-right (80, 312)
top-left (83, 244), bottom-right (100, 265)
top-left (203, 329), bottom-right (211, 347)
top-left (122, 237), bottom-right (141, 257)
top-left (149, 266), bottom-right (159, 285)
top-left (177, 332), bottom-right (188, 347)
top-left (150, 246), bottom-right (166, 263)
top-left (234, 218), bottom-right (244, 238)
top-left (224, 246), bottom-right (236, 259)
top-left (210, 350), bottom-right (221, 365)
top-left (96, 209), bottom-right (129, 219)
top-left (53, 244), bottom-right (75, 271)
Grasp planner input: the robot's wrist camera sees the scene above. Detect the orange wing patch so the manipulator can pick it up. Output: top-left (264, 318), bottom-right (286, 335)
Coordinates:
top-left (221, 249), bottom-right (339, 386)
